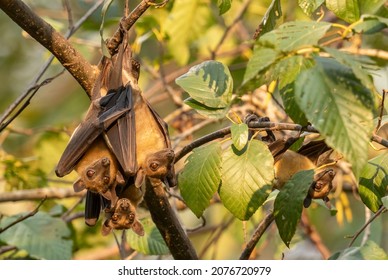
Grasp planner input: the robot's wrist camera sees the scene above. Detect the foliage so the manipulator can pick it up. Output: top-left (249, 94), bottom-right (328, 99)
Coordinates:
top-left (0, 0), bottom-right (387, 260)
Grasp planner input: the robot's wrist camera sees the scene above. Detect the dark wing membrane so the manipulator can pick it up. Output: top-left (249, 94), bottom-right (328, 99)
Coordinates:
top-left (102, 86), bottom-right (137, 176)
top-left (84, 190), bottom-right (110, 226)
top-left (297, 140), bottom-right (331, 164)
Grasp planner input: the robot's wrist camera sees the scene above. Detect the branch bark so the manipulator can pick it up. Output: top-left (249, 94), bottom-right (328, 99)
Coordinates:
top-left (144, 180), bottom-right (198, 260)
top-left (0, 187), bottom-right (85, 203)
top-left (0, 0), bottom-right (97, 95)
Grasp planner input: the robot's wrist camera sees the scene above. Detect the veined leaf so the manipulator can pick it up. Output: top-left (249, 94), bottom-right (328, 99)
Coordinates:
top-left (231, 123), bottom-right (248, 151)
top-left (179, 142), bottom-right (222, 217)
top-left (280, 83), bottom-right (308, 125)
top-left (271, 55), bottom-right (315, 89)
top-left (295, 58), bottom-right (374, 178)
top-left (359, 152), bottom-right (388, 212)
top-left (353, 15), bottom-right (388, 34)
top-left (220, 139), bottom-right (274, 220)
top-left (330, 240), bottom-right (388, 260)
top-left (324, 47), bottom-right (377, 94)
top-left (326, 0), bottom-right (360, 23)
top-left (217, 0), bottom-right (232, 15)
top-left (243, 46), bottom-right (278, 85)
top-left (254, 0), bottom-right (282, 39)
top-left (274, 169), bottom-right (314, 247)
top-left (298, 0), bottom-right (324, 16)
top-left (127, 218), bottom-right (169, 255)
top-left (261, 21), bottom-right (331, 52)
top-left (164, 0), bottom-right (211, 65)
top-left (176, 60), bottom-right (233, 108)
top-left (0, 212), bottom-right (72, 259)
top-left (183, 97), bottom-right (230, 119)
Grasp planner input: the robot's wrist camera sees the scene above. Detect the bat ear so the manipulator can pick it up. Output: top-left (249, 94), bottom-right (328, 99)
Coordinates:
top-left (116, 172), bottom-right (125, 185)
top-left (303, 196), bottom-right (312, 208)
top-left (73, 178), bottom-right (86, 192)
top-left (132, 220), bottom-right (145, 236)
top-left (101, 221), bottom-right (112, 236)
top-left (135, 169), bottom-right (145, 188)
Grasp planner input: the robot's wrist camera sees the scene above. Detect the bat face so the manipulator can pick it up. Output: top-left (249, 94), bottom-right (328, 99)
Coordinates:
top-left (309, 169), bottom-right (335, 199)
top-left (101, 198), bottom-right (144, 236)
top-left (143, 149), bottom-right (175, 179)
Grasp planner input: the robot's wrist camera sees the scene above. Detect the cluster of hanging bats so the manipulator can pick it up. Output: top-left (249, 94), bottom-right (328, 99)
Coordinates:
top-left (54, 32), bottom-right (336, 237)
top-left (55, 33), bottom-right (176, 236)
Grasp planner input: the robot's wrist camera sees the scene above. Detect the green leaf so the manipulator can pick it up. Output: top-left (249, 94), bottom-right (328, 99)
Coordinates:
top-left (280, 83), bottom-right (308, 125)
top-left (0, 212), bottom-right (72, 259)
top-left (164, 0), bottom-right (211, 65)
top-left (274, 169), bottom-right (314, 247)
top-left (179, 142), bottom-right (222, 217)
top-left (330, 240), bottom-right (388, 260)
top-left (382, 196), bottom-right (388, 208)
top-left (353, 15), bottom-right (388, 34)
top-left (218, 0), bottom-right (232, 15)
top-left (261, 21), bottom-right (331, 52)
top-left (271, 55), bottom-right (315, 90)
top-left (243, 46), bottom-right (279, 85)
top-left (295, 58), bottom-right (374, 178)
top-left (326, 0), bottom-right (360, 23)
top-left (324, 47), bottom-right (377, 94)
top-left (359, 152), bottom-right (388, 212)
top-left (127, 218), bottom-right (169, 255)
top-left (255, 0), bottom-right (282, 39)
top-left (184, 97), bottom-right (230, 119)
top-left (360, 0), bottom-right (387, 15)
top-left (176, 61), bottom-right (233, 109)
top-left (231, 123), bottom-right (248, 151)
top-left (298, 0), bottom-right (325, 16)
top-left (220, 139), bottom-right (274, 220)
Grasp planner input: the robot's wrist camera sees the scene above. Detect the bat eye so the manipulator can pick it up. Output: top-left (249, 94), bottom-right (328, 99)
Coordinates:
top-left (150, 162), bottom-right (159, 171)
top-left (103, 176), bottom-right (110, 184)
top-left (86, 170), bottom-right (95, 178)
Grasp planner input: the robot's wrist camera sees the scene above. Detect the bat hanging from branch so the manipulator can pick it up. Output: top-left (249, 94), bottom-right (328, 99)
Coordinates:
top-left (55, 29), bottom-right (176, 227)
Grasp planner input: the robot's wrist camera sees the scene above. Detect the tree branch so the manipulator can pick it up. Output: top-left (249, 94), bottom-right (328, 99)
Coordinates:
top-left (0, 0), bottom-right (97, 95)
top-left (0, 198), bottom-right (46, 234)
top-left (0, 187), bottom-right (85, 203)
top-left (239, 212), bottom-right (275, 260)
top-left (106, 0), bottom-right (156, 55)
top-left (144, 182), bottom-right (198, 259)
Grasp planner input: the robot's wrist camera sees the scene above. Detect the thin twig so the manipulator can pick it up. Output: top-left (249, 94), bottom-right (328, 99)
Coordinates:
top-left (61, 194), bottom-right (86, 220)
top-left (106, 0), bottom-right (157, 55)
top-left (0, 245), bottom-right (18, 255)
top-left (300, 211), bottom-right (331, 259)
top-left (0, 0), bottom-right (97, 93)
top-left (211, 0), bottom-right (252, 59)
top-left (199, 216), bottom-right (235, 258)
top-left (0, 0), bottom-right (104, 129)
top-left (0, 198), bottom-right (46, 234)
top-left (0, 187), bottom-right (85, 203)
top-left (62, 0), bottom-right (74, 31)
top-left (239, 212), bottom-right (275, 260)
top-left (0, 70), bottom-right (65, 133)
top-left (348, 206), bottom-right (387, 247)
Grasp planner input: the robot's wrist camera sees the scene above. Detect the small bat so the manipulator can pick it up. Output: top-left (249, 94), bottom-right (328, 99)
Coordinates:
top-left (101, 149), bottom-right (174, 236)
top-left (56, 31), bottom-right (176, 225)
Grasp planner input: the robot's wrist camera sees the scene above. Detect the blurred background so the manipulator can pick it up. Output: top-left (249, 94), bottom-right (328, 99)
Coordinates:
top-left (0, 0), bottom-right (387, 259)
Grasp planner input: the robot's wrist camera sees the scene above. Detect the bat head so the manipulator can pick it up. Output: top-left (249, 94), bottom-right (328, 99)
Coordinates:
top-left (74, 157), bottom-right (124, 195)
top-left (101, 198), bottom-right (144, 236)
top-left (309, 169), bottom-right (335, 199)
top-left (144, 149), bottom-right (175, 179)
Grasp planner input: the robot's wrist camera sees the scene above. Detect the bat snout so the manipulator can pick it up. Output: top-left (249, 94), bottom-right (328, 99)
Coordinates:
top-left (101, 157), bottom-right (110, 166)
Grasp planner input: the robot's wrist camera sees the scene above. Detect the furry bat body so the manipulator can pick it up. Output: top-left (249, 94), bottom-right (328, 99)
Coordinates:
top-left (101, 149), bottom-right (174, 236)
top-left (56, 31), bottom-right (175, 226)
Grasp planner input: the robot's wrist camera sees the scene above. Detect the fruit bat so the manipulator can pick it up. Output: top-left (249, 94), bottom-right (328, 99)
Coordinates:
top-left (55, 30), bottom-right (176, 224)
top-left (101, 149), bottom-right (174, 236)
